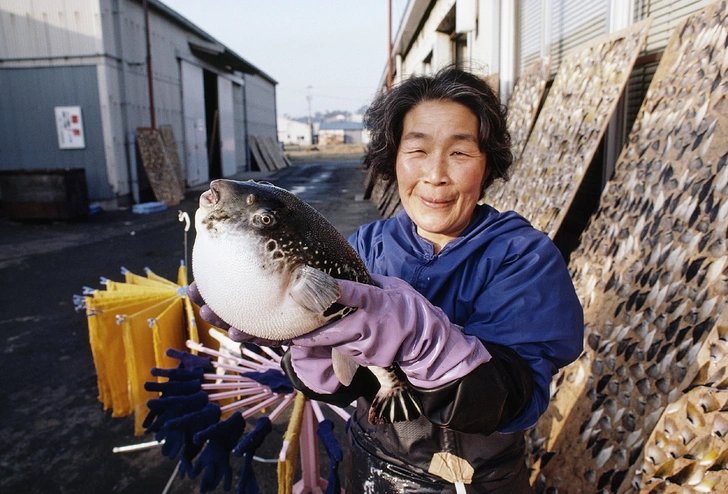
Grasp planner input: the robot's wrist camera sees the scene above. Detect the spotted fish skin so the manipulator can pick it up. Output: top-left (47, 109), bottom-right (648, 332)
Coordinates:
top-left (192, 179), bottom-right (421, 424)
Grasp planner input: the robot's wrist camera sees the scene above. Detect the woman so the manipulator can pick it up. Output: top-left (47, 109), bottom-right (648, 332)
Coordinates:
top-left (281, 67), bottom-right (584, 493)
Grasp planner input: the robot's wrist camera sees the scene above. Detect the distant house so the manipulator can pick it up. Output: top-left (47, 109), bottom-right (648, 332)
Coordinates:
top-left (317, 121), bottom-right (369, 146)
top-left (327, 113), bottom-right (349, 123)
top-left (277, 117), bottom-right (312, 146)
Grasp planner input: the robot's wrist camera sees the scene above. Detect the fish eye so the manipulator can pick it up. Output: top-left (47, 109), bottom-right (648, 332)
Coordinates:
top-left (255, 211), bottom-right (276, 227)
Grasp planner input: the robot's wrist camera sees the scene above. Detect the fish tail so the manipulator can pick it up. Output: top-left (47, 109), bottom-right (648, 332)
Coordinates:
top-left (367, 365), bottom-right (422, 424)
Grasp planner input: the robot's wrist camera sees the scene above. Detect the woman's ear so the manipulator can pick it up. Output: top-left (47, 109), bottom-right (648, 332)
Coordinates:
top-left (480, 162), bottom-right (491, 195)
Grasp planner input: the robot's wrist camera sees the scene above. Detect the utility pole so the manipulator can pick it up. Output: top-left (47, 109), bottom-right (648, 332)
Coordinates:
top-left (306, 86), bottom-right (313, 145)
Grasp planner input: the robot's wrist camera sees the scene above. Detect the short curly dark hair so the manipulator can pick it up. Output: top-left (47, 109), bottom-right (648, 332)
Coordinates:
top-left (363, 66), bottom-right (512, 196)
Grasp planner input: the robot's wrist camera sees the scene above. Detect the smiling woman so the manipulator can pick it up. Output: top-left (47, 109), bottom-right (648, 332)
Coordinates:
top-left (396, 100), bottom-right (488, 253)
top-left (277, 66), bottom-right (586, 493)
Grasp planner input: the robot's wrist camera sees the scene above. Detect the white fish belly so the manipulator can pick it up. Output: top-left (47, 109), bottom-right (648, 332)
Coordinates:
top-left (192, 232), bottom-right (329, 340)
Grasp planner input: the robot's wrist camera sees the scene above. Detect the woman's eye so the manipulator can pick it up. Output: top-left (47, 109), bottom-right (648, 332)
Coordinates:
top-left (452, 150), bottom-right (478, 157)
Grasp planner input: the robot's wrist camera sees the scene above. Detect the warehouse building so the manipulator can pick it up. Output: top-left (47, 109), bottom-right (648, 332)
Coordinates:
top-left (0, 0), bottom-right (278, 207)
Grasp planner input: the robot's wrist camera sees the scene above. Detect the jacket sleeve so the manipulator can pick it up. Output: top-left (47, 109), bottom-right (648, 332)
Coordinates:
top-left (415, 341), bottom-right (534, 434)
top-left (462, 230), bottom-right (584, 433)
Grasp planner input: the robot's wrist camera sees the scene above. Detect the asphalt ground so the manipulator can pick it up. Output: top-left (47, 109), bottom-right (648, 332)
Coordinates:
top-left (0, 159), bottom-right (382, 493)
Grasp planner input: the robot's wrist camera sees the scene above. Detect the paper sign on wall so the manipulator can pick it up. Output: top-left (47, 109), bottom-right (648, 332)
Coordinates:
top-left (54, 106), bottom-right (86, 149)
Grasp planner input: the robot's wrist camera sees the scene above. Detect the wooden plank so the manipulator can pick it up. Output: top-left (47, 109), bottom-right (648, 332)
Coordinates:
top-left (158, 125), bottom-right (185, 198)
top-left (484, 72), bottom-right (500, 96)
top-left (248, 135), bottom-right (274, 172)
top-left (261, 136), bottom-right (286, 170)
top-left (505, 58), bottom-right (551, 162)
top-left (263, 136), bottom-right (290, 169)
top-left (136, 128), bottom-right (184, 206)
top-left (253, 135), bottom-right (277, 170)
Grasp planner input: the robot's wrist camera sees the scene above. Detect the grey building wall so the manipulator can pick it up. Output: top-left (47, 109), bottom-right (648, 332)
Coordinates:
top-left (243, 73), bottom-right (277, 139)
top-left (0, 65), bottom-right (113, 200)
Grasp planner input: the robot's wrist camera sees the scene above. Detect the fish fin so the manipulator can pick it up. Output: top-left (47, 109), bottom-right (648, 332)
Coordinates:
top-left (367, 366), bottom-right (422, 425)
top-left (289, 265), bottom-right (340, 313)
top-left (332, 348), bottom-right (359, 386)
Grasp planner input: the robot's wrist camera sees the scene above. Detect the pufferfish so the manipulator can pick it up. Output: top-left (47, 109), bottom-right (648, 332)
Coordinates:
top-left (192, 179), bottom-right (421, 424)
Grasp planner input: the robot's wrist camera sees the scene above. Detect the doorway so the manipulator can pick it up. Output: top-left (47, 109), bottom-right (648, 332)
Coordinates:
top-left (203, 69), bottom-right (221, 180)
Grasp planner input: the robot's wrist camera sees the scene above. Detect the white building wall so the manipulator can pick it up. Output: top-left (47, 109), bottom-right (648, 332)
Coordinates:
top-left (217, 77), bottom-right (237, 177)
top-left (399, 0), bottom-right (457, 78)
top-left (472, 0), bottom-right (501, 75)
top-left (389, 0), bottom-right (506, 87)
top-left (277, 117), bottom-right (311, 146)
top-left (180, 60), bottom-right (207, 186)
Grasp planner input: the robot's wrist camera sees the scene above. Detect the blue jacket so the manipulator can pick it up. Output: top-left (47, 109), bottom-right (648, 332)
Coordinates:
top-left (348, 203), bottom-right (584, 432)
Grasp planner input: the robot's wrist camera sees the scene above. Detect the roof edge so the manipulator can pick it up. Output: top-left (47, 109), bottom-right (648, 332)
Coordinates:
top-left (149, 0), bottom-right (277, 84)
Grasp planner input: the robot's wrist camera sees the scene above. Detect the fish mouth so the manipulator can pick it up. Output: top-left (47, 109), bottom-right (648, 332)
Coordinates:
top-left (200, 181), bottom-right (222, 208)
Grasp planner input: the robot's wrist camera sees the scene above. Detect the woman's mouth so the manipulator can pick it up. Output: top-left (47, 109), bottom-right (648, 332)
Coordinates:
top-left (420, 196), bottom-right (452, 208)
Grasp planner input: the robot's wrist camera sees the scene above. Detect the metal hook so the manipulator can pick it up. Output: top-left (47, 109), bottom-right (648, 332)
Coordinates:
top-left (178, 211), bottom-right (191, 232)
top-left (178, 211), bottom-right (191, 278)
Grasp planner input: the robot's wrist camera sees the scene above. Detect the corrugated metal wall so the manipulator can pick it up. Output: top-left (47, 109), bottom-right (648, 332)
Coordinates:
top-left (0, 65), bottom-right (113, 199)
top-left (625, 0), bottom-right (715, 130)
top-left (243, 73), bottom-right (277, 139)
top-left (548, 0), bottom-right (609, 77)
top-left (517, 0), bottom-right (543, 73)
top-left (637, 0), bottom-right (715, 53)
top-left (0, 0), bottom-right (103, 60)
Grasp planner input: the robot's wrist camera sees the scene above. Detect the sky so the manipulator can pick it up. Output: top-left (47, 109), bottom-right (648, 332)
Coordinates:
top-left (161, 0), bottom-right (408, 119)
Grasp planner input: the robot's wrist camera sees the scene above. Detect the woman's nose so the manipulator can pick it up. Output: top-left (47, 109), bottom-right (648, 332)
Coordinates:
top-left (424, 153), bottom-right (449, 184)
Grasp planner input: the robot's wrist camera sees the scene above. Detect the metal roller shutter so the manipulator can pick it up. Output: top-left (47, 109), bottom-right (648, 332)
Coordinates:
top-left (517, 0), bottom-right (543, 73)
top-left (548, 0), bottom-right (609, 77)
top-left (637, 0), bottom-right (715, 53)
top-left (626, 0), bottom-right (714, 131)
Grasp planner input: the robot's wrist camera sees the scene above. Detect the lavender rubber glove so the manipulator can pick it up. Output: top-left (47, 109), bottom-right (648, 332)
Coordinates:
top-left (187, 282), bottom-right (282, 347)
top-left (290, 274), bottom-right (491, 392)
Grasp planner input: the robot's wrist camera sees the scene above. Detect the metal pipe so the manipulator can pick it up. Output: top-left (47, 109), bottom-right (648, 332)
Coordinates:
top-left (143, 0), bottom-right (156, 129)
top-left (387, 0), bottom-right (393, 91)
top-left (126, 131), bottom-right (140, 204)
top-left (113, 0), bottom-right (140, 204)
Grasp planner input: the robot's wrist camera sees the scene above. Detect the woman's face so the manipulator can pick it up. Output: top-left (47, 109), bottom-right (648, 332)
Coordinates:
top-left (396, 99), bottom-right (487, 252)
